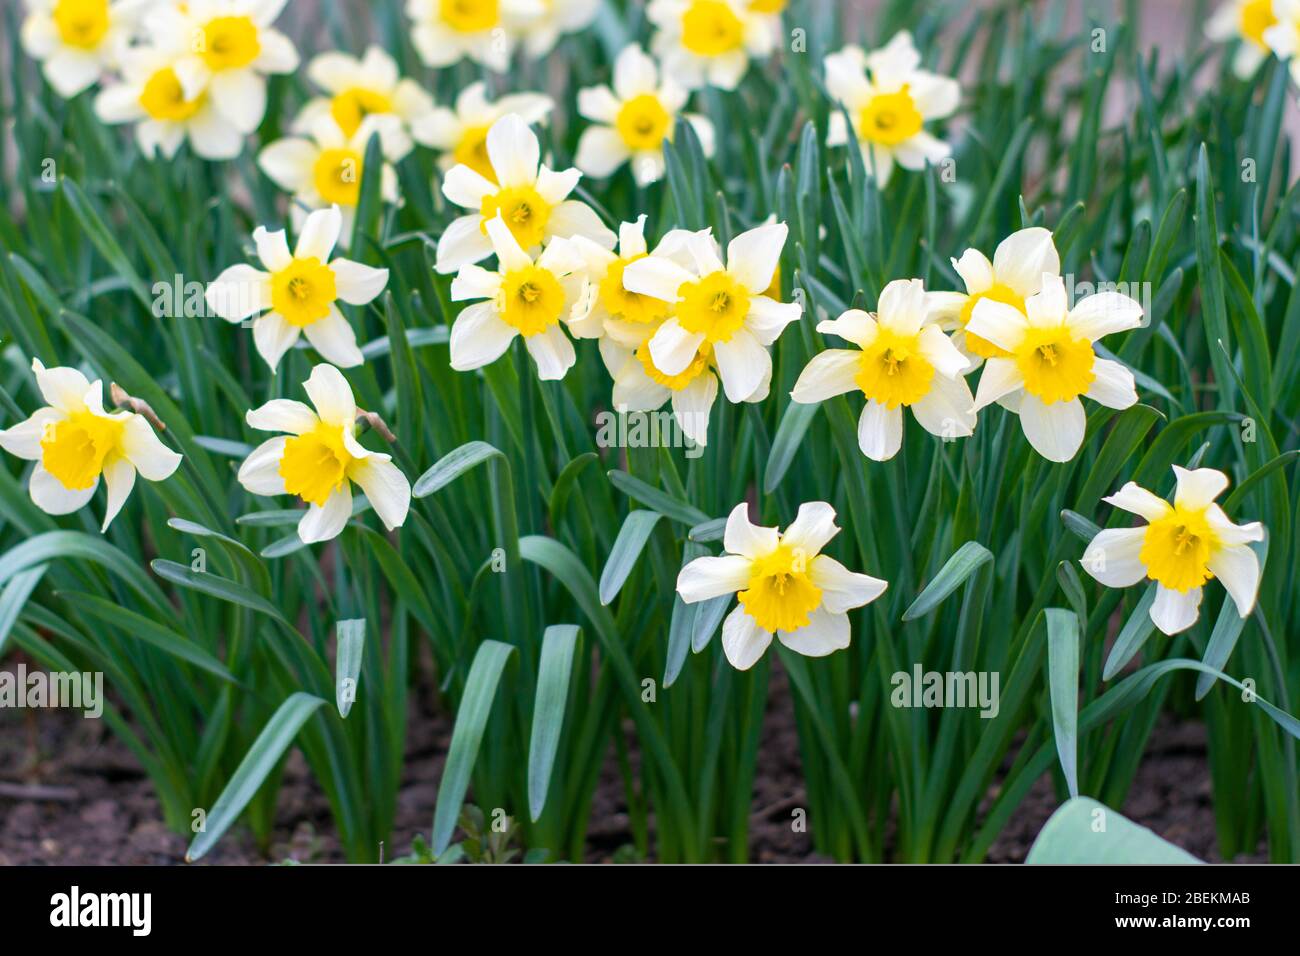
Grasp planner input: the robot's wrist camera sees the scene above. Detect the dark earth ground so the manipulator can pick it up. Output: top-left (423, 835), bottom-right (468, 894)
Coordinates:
top-left (0, 658), bottom-right (1264, 865)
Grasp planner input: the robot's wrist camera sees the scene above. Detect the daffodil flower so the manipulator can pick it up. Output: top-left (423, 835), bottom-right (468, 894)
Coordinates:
top-left (448, 215), bottom-right (591, 380)
top-left (292, 46), bottom-right (436, 142)
top-left (621, 222), bottom-right (801, 404)
top-left (435, 113), bottom-right (615, 275)
top-left (145, 0), bottom-right (299, 135)
top-left (791, 279), bottom-right (975, 462)
top-left (206, 205), bottom-right (389, 371)
top-left (406, 0), bottom-right (537, 72)
top-left (1207, 0), bottom-right (1278, 78)
top-left (926, 227), bottom-right (1062, 366)
top-left (647, 0), bottom-right (775, 90)
top-left (411, 81), bottom-right (553, 182)
top-left (1264, 0), bottom-right (1300, 84)
top-left (968, 274), bottom-right (1143, 462)
top-left (20, 0), bottom-right (143, 98)
top-left (94, 46), bottom-right (244, 160)
top-left (824, 32), bottom-right (960, 186)
top-left (511, 0), bottom-right (600, 58)
top-left (0, 360), bottom-right (181, 531)
top-left (575, 43), bottom-right (715, 186)
top-left (238, 364), bottom-right (410, 544)
top-left (1080, 467), bottom-right (1265, 635)
top-left (258, 112), bottom-right (408, 235)
top-left (677, 502), bottom-right (888, 670)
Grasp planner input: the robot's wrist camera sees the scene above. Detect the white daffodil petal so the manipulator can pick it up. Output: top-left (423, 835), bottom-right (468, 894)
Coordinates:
top-left (1103, 482), bottom-right (1172, 521)
top-left (713, 330), bottom-right (771, 403)
top-left (1068, 292), bottom-right (1144, 341)
top-left (246, 399), bottom-right (319, 435)
top-left (858, 400), bottom-right (903, 461)
top-left (966, 299), bottom-right (1027, 353)
top-left (809, 554), bottom-right (888, 614)
top-left (1018, 395), bottom-right (1085, 462)
top-left (910, 372), bottom-right (976, 438)
top-left (294, 206), bottom-right (343, 261)
top-left (330, 259), bottom-right (389, 305)
top-left (791, 350), bottom-right (861, 404)
top-left (1085, 358), bottom-right (1138, 409)
top-left (303, 363), bottom-right (357, 425)
top-left (1172, 466), bottom-right (1229, 510)
top-left (450, 302), bottom-right (517, 371)
top-left (723, 501), bottom-right (780, 559)
top-left (524, 324), bottom-right (577, 381)
top-left (238, 436), bottom-right (289, 496)
top-left (252, 312), bottom-right (301, 371)
top-left (647, 319), bottom-right (706, 377)
top-left (726, 223), bottom-right (787, 294)
top-left (100, 457), bottom-right (137, 532)
top-left (1207, 544), bottom-right (1261, 618)
top-left (120, 416), bottom-right (182, 481)
top-left (1079, 527), bottom-right (1148, 587)
top-left (30, 463), bottom-right (97, 515)
top-left (0, 408), bottom-right (63, 461)
top-left (207, 264), bottom-right (272, 322)
top-left (721, 604), bottom-right (773, 671)
top-left (677, 554), bottom-right (753, 603)
top-left (298, 486), bottom-right (353, 543)
top-left (303, 306), bottom-right (364, 368)
top-left (32, 360), bottom-right (91, 413)
top-left (1149, 584), bottom-right (1202, 635)
top-left (992, 227), bottom-right (1060, 298)
top-left (778, 606), bottom-right (850, 658)
top-left (349, 456), bottom-right (411, 531)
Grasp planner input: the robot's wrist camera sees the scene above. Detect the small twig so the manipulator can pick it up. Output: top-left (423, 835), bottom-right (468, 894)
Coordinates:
top-left (355, 409), bottom-right (397, 444)
top-left (0, 781), bottom-right (79, 802)
top-left (110, 383), bottom-right (166, 432)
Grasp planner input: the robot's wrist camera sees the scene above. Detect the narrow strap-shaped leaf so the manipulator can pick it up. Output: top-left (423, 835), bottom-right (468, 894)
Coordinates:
top-left (335, 619), bottom-right (366, 718)
top-left (1045, 608), bottom-right (1080, 798)
top-left (1027, 796), bottom-right (1201, 864)
top-left (901, 541), bottom-right (993, 621)
top-left (413, 440), bottom-right (504, 497)
top-left (528, 625), bottom-right (581, 821)
top-left (607, 470), bottom-right (710, 525)
top-left (764, 401), bottom-right (820, 494)
top-left (598, 509), bottom-right (662, 605)
top-left (0, 564), bottom-right (45, 658)
top-left (1102, 583), bottom-right (1158, 680)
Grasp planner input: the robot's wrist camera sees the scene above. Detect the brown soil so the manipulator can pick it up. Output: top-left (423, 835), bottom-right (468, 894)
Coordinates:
top-left (0, 658), bottom-right (1263, 865)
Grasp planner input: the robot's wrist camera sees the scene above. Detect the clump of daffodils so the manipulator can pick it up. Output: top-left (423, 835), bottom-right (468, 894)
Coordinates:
top-left (575, 43), bottom-right (715, 186)
top-left (293, 45), bottom-right (435, 143)
top-left (1081, 467), bottom-right (1264, 635)
top-left (792, 279), bottom-right (975, 461)
top-left (405, 0), bottom-right (596, 71)
top-left (448, 216), bottom-right (591, 380)
top-left (435, 112), bottom-right (615, 274)
top-left (646, 0), bottom-right (776, 91)
top-left (238, 364), bottom-right (410, 544)
top-left (621, 221), bottom-right (801, 405)
top-left (968, 274), bottom-right (1143, 462)
top-left (0, 360), bottom-right (181, 531)
top-left (205, 205), bottom-right (389, 371)
top-left (824, 31), bottom-right (960, 186)
top-left (677, 502), bottom-right (888, 670)
top-left (20, 0), bottom-right (143, 98)
top-left (411, 81), bottom-right (554, 182)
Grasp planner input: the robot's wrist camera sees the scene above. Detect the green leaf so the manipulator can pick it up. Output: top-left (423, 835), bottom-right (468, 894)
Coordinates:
top-left (607, 470), bottom-right (710, 525)
top-left (1045, 608), bottom-right (1080, 798)
top-left (598, 509), bottom-right (663, 605)
top-left (528, 624), bottom-right (581, 821)
top-left (764, 401), bottom-right (819, 494)
top-left (186, 692), bottom-right (328, 862)
top-left (432, 639), bottom-right (515, 856)
top-left (0, 564), bottom-right (45, 658)
top-left (1027, 797), bottom-right (1201, 864)
top-left (335, 619), bottom-right (365, 718)
top-left (1102, 583), bottom-right (1158, 680)
top-left (901, 541), bottom-right (993, 621)
top-left (413, 441), bottom-right (504, 498)
top-left (150, 559), bottom-right (290, 627)
top-left (0, 531), bottom-right (169, 615)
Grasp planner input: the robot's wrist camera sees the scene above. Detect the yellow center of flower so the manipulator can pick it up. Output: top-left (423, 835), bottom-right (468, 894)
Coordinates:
top-left (1140, 505), bottom-right (1219, 593)
top-left (52, 0), bottom-right (110, 49)
top-left (1014, 327), bottom-right (1095, 404)
top-left (958, 282), bottom-right (1023, 359)
top-left (454, 124), bottom-right (495, 182)
top-left (440, 0), bottom-right (499, 32)
top-left (279, 422), bottom-right (354, 507)
top-left (1240, 0), bottom-right (1276, 47)
top-left (330, 87), bottom-right (394, 138)
top-left (675, 272), bottom-right (751, 342)
top-left (600, 254), bottom-right (671, 325)
top-left (615, 94), bottom-right (673, 151)
top-left (858, 86), bottom-right (924, 146)
top-left (480, 186), bottom-right (552, 249)
top-left (313, 148), bottom-right (363, 206)
top-left (749, 0), bottom-right (786, 12)
top-left (40, 410), bottom-right (123, 491)
top-left (681, 0), bottom-right (745, 56)
top-left (499, 264), bottom-right (565, 336)
top-left (854, 327), bottom-right (934, 408)
top-left (139, 67), bottom-right (204, 122)
top-left (270, 258), bottom-right (338, 328)
top-left (737, 544), bottom-right (823, 633)
top-left (636, 339), bottom-right (713, 391)
top-left (200, 16), bottom-right (261, 71)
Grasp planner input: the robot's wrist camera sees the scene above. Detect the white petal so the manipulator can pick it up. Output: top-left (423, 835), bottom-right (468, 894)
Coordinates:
top-left (622, 255), bottom-right (693, 302)
top-left (257, 137), bottom-right (317, 193)
top-left (576, 85), bottom-right (621, 123)
top-left (1149, 585), bottom-right (1202, 636)
top-left (1085, 358), bottom-right (1137, 409)
top-left (917, 325), bottom-right (970, 378)
top-left (524, 324), bottom-right (577, 380)
top-left (1207, 544), bottom-right (1261, 618)
top-left (100, 457), bottom-right (137, 532)
top-left (442, 164), bottom-right (497, 209)
top-left (303, 306), bottom-right (364, 368)
top-left (966, 298), bottom-right (1027, 353)
top-left (450, 264), bottom-right (503, 302)
top-left (781, 501), bottom-right (839, 556)
top-left (484, 215), bottom-right (533, 270)
top-left (908, 71), bottom-right (960, 119)
top-left (1079, 527), bottom-right (1148, 587)
top-left (726, 222), bottom-right (787, 294)
top-left (120, 416), bottom-right (181, 481)
top-left (893, 131), bottom-right (951, 170)
top-left (952, 248), bottom-right (993, 294)
top-left (0, 408), bottom-right (62, 461)
top-left (791, 349), bottom-right (861, 404)
top-left (809, 555), bottom-right (888, 613)
top-left (246, 399), bottom-right (319, 434)
top-left (486, 113), bottom-right (540, 188)
top-left (721, 604), bottom-right (773, 670)
top-left (723, 501), bottom-right (780, 559)
top-left (330, 258), bottom-right (389, 305)
top-left (536, 165), bottom-right (583, 205)
top-left (349, 456), bottom-right (410, 531)
top-left (187, 107), bottom-right (244, 159)
top-left (613, 43), bottom-right (659, 98)
top-left (1026, 274), bottom-right (1070, 326)
top-left (816, 308), bottom-right (877, 347)
top-left (857, 400), bottom-right (903, 461)
top-left (209, 69), bottom-right (267, 133)
top-left (298, 486), bottom-right (353, 543)
top-left (671, 373), bottom-right (717, 445)
top-left (294, 206), bottom-right (343, 261)
top-left (450, 301), bottom-right (517, 370)
top-left (1019, 395), bottom-right (1085, 462)
top-left (546, 200), bottom-right (616, 247)
top-left (1103, 482), bottom-right (1172, 522)
top-left (237, 436), bottom-right (288, 496)
top-left (30, 463), bottom-right (97, 515)
top-left (647, 318), bottom-right (706, 376)
top-left (713, 329), bottom-right (771, 403)
top-left (1173, 466), bottom-right (1229, 510)
top-left (253, 225), bottom-right (293, 272)
top-left (992, 227), bottom-right (1060, 298)
top-left (574, 126), bottom-right (631, 179)
top-left (778, 606), bottom-right (850, 658)
top-left (303, 363), bottom-right (357, 425)
top-left (676, 554), bottom-right (752, 603)
top-left (910, 372), bottom-right (976, 438)
top-left (435, 214), bottom-right (495, 274)
top-left (32, 360), bottom-right (91, 413)
top-left (1205, 505), bottom-right (1265, 547)
top-left (206, 264), bottom-right (271, 322)
top-left (747, 296), bottom-right (801, 346)
top-left (1068, 292), bottom-right (1144, 341)
top-left (252, 312), bottom-right (301, 371)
